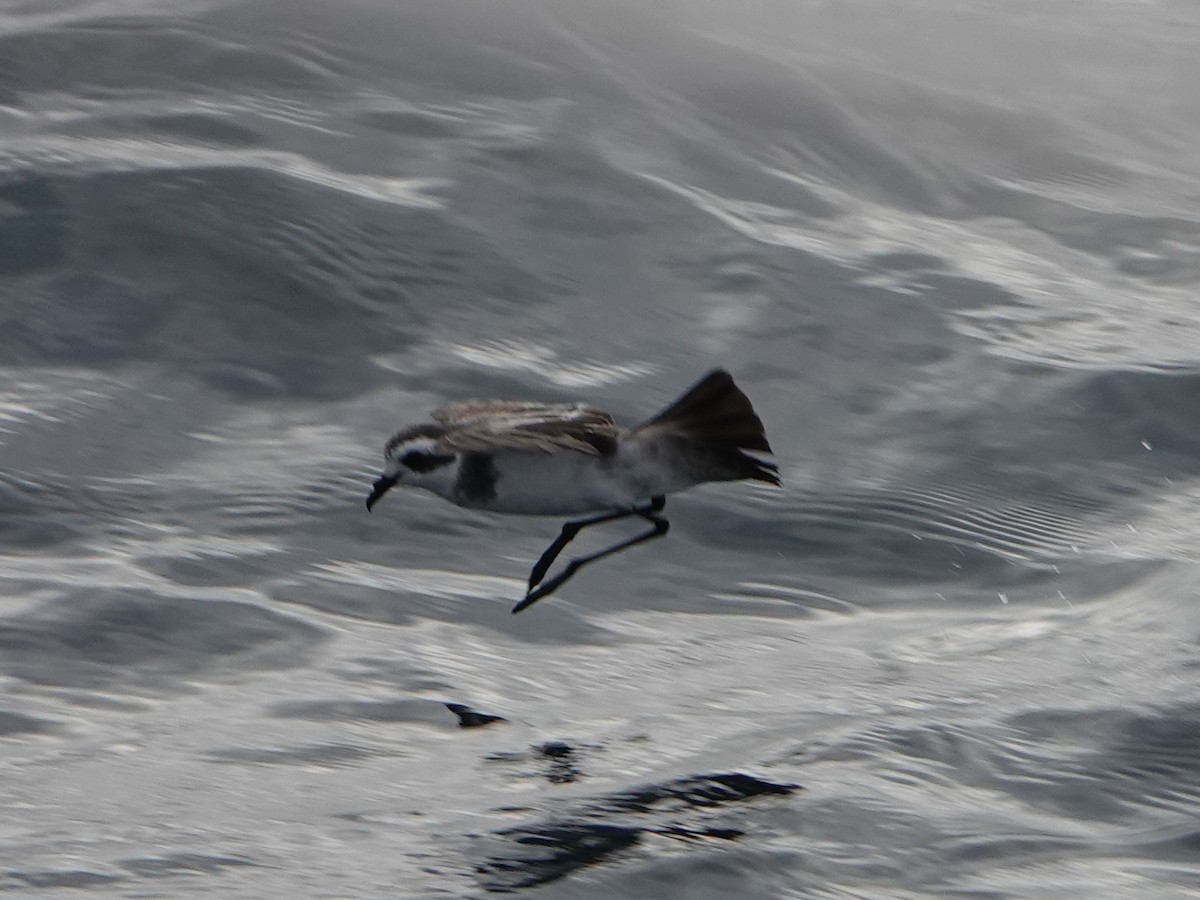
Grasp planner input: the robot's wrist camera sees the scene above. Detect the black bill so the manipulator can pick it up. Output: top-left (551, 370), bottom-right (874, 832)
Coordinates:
top-left (365, 474), bottom-right (398, 511)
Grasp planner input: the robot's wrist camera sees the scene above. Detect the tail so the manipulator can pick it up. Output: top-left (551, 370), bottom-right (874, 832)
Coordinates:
top-left (635, 370), bottom-right (780, 486)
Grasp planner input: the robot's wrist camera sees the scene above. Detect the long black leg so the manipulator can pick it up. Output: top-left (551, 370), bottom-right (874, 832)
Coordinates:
top-left (526, 495), bottom-right (666, 592)
top-left (527, 509), bottom-right (640, 592)
top-left (513, 502), bottom-right (669, 613)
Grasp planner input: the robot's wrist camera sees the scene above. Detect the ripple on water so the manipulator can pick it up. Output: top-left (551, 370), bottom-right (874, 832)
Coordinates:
top-left (203, 742), bottom-right (383, 768)
top-left (285, 560), bottom-right (614, 643)
top-left (269, 696), bottom-right (462, 727)
top-left (809, 703), bottom-right (1200, 830)
top-left (0, 589), bottom-right (325, 694)
top-left (0, 709), bottom-right (63, 737)
top-left (1004, 704), bottom-right (1200, 821)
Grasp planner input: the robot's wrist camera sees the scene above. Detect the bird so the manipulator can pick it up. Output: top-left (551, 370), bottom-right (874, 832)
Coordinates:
top-left (366, 369), bottom-right (779, 612)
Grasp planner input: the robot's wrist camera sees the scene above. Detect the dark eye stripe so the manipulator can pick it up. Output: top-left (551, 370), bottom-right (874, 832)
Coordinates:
top-left (401, 450), bottom-right (456, 473)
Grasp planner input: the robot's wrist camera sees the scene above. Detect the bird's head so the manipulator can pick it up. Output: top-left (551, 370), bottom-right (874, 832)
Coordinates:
top-left (366, 424), bottom-right (458, 510)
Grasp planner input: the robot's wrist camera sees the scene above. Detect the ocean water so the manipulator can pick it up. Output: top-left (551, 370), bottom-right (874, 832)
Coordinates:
top-left (3, 0), bottom-right (1200, 896)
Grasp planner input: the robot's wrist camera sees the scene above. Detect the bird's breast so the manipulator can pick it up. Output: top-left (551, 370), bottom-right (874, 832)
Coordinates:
top-left (452, 449), bottom-right (647, 516)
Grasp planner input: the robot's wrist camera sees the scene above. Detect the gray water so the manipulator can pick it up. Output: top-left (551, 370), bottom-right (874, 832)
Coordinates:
top-left (3, 0), bottom-right (1200, 896)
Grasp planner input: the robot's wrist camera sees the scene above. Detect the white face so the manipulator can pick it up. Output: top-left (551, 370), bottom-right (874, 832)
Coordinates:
top-left (367, 437), bottom-right (458, 510)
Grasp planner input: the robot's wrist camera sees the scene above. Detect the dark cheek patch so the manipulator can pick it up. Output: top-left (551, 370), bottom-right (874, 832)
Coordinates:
top-left (401, 450), bottom-right (456, 473)
top-left (457, 453), bottom-right (497, 504)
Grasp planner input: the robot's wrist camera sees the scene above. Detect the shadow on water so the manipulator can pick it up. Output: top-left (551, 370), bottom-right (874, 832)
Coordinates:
top-left (474, 771), bottom-right (798, 892)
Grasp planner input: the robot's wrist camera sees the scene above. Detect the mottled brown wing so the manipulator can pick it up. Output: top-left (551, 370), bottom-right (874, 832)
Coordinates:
top-left (431, 401), bottom-right (620, 456)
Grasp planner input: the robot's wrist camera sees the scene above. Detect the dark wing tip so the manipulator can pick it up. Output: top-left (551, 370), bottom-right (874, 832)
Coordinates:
top-left (638, 369), bottom-right (774, 455)
top-left (737, 451), bottom-right (781, 486)
top-left (759, 460), bottom-right (782, 486)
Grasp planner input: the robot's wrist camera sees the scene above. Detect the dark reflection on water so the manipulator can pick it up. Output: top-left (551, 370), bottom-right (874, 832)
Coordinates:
top-left (476, 772), bottom-right (798, 891)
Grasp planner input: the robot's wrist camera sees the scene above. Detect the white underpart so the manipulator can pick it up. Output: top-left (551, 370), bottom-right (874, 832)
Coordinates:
top-left (406, 433), bottom-right (694, 516)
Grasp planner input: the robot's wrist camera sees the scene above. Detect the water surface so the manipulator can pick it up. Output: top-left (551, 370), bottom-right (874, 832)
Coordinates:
top-left (2, 0), bottom-right (1200, 896)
